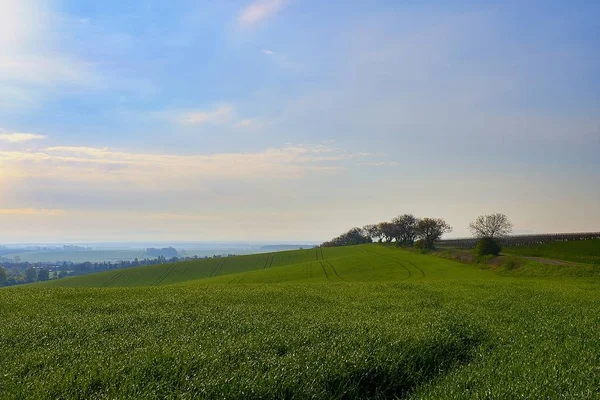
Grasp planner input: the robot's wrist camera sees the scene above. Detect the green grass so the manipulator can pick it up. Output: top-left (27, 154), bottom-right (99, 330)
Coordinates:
top-left (505, 239), bottom-right (600, 265)
top-left (2, 244), bottom-right (600, 399)
top-left (45, 245), bottom-right (489, 288)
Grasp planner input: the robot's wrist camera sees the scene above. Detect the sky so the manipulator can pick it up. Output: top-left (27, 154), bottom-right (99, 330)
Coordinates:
top-left (0, 0), bottom-right (599, 243)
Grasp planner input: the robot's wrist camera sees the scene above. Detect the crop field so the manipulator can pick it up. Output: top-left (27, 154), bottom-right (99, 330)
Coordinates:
top-left (505, 239), bottom-right (600, 265)
top-left (2, 244), bottom-right (600, 399)
top-left (44, 246), bottom-right (488, 288)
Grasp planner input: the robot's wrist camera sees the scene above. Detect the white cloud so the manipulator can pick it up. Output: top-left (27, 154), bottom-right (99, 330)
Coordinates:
top-left (0, 143), bottom-right (372, 190)
top-left (0, 0), bottom-right (96, 108)
top-left (0, 132), bottom-right (46, 143)
top-left (360, 161), bottom-right (400, 167)
top-left (262, 49), bottom-right (274, 55)
top-left (0, 208), bottom-right (64, 216)
top-left (236, 118), bottom-right (261, 128)
top-left (175, 105), bottom-right (235, 125)
top-left (238, 0), bottom-right (287, 27)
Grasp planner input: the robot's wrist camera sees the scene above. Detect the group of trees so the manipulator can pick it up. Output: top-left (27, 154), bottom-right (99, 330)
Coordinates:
top-left (0, 252), bottom-right (244, 287)
top-left (321, 214), bottom-right (452, 249)
top-left (322, 212), bottom-right (515, 255)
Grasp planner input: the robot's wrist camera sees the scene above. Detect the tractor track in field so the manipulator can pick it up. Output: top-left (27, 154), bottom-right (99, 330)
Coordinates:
top-left (263, 253), bottom-right (275, 269)
top-left (151, 263), bottom-right (178, 286)
top-left (228, 273), bottom-right (247, 285)
top-left (100, 270), bottom-right (125, 288)
top-left (214, 258), bottom-right (226, 276)
top-left (268, 253), bottom-right (275, 268)
top-left (363, 248), bottom-right (413, 278)
top-left (326, 260), bottom-right (346, 282)
top-left (405, 260), bottom-right (425, 277)
top-left (318, 247), bottom-right (345, 281)
top-left (319, 261), bottom-right (332, 281)
top-left (209, 258), bottom-right (225, 278)
top-left (316, 248), bottom-right (332, 281)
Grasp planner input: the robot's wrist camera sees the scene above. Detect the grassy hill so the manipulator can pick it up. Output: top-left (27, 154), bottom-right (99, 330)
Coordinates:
top-left (2, 244), bottom-right (600, 399)
top-left (44, 245), bottom-right (489, 287)
top-left (505, 239), bottom-right (600, 265)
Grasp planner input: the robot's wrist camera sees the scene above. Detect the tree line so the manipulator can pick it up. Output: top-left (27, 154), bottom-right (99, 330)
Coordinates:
top-left (321, 214), bottom-right (452, 249)
top-left (0, 253), bottom-right (238, 287)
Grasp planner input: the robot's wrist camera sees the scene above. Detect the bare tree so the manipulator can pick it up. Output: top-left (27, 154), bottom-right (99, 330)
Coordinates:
top-left (391, 214), bottom-right (418, 245)
top-left (469, 213), bottom-right (513, 239)
top-left (363, 224), bottom-right (381, 242)
top-left (415, 218), bottom-right (452, 249)
top-left (378, 222), bottom-right (396, 243)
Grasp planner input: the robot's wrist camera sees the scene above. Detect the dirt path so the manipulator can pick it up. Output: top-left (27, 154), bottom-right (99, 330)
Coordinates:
top-left (520, 256), bottom-right (579, 266)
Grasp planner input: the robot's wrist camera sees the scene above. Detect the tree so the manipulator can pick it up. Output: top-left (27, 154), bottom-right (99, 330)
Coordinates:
top-left (474, 237), bottom-right (502, 256)
top-left (0, 267), bottom-right (6, 286)
top-left (25, 267), bottom-right (37, 283)
top-left (391, 214), bottom-right (418, 245)
top-left (469, 213), bottom-right (513, 239)
top-left (321, 227), bottom-right (372, 247)
top-left (362, 224), bottom-right (381, 242)
top-left (377, 222), bottom-right (396, 243)
top-left (415, 218), bottom-right (452, 249)
top-left (37, 268), bottom-right (50, 282)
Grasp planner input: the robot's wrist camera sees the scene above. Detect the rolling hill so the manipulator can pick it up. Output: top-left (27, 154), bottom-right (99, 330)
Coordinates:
top-left (3, 244), bottom-right (599, 399)
top-left (43, 244), bottom-right (491, 287)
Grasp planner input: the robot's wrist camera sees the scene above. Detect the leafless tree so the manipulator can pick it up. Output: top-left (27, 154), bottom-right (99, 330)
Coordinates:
top-left (363, 224), bottom-right (381, 242)
top-left (391, 214), bottom-right (418, 245)
top-left (378, 222), bottom-right (396, 243)
top-left (469, 213), bottom-right (513, 239)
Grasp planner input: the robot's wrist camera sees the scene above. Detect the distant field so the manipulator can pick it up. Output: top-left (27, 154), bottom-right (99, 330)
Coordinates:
top-left (44, 245), bottom-right (488, 288)
top-left (1, 248), bottom-right (270, 263)
top-left (505, 239), bottom-right (600, 265)
top-left (3, 244), bottom-right (600, 399)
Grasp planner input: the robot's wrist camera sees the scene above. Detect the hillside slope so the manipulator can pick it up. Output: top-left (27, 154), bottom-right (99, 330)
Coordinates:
top-left (505, 239), bottom-right (600, 265)
top-left (43, 244), bottom-right (490, 287)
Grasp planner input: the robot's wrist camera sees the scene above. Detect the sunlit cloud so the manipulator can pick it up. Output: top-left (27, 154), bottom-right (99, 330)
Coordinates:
top-left (0, 208), bottom-right (65, 216)
top-left (0, 0), bottom-right (95, 89)
top-left (0, 143), bottom-right (373, 190)
top-left (238, 0), bottom-right (287, 27)
top-left (175, 105), bottom-right (235, 125)
top-left (0, 132), bottom-right (45, 142)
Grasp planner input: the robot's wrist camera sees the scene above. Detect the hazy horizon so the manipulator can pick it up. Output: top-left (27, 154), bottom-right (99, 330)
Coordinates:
top-left (1, 0), bottom-right (599, 243)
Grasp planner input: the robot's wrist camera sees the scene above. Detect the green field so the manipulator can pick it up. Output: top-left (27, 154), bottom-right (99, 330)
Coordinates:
top-left (2, 244), bottom-right (600, 399)
top-left (505, 239), bottom-right (600, 265)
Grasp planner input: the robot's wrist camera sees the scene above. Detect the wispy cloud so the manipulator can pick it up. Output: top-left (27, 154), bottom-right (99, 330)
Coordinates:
top-left (0, 0), bottom-right (96, 109)
top-left (262, 49), bottom-right (274, 55)
top-left (175, 105), bottom-right (235, 125)
top-left (238, 0), bottom-right (287, 27)
top-left (0, 132), bottom-right (46, 143)
top-left (236, 118), bottom-right (263, 129)
top-left (0, 208), bottom-right (64, 216)
top-left (0, 143), bottom-right (372, 189)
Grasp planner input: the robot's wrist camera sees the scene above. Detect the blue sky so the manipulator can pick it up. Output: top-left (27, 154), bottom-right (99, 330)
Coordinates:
top-left (0, 0), bottom-right (599, 242)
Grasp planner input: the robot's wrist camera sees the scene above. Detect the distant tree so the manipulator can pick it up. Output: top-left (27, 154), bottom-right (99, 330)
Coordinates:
top-left (0, 267), bottom-right (7, 286)
top-left (415, 218), bottom-right (452, 249)
top-left (362, 224), bottom-right (381, 242)
top-left (322, 227), bottom-right (372, 247)
top-left (25, 267), bottom-right (37, 283)
top-left (377, 222), bottom-right (396, 243)
top-left (391, 214), bottom-right (418, 245)
top-left (58, 270), bottom-right (68, 279)
top-left (469, 213), bottom-right (513, 239)
top-left (37, 268), bottom-right (50, 282)
top-left (474, 237), bottom-right (502, 257)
